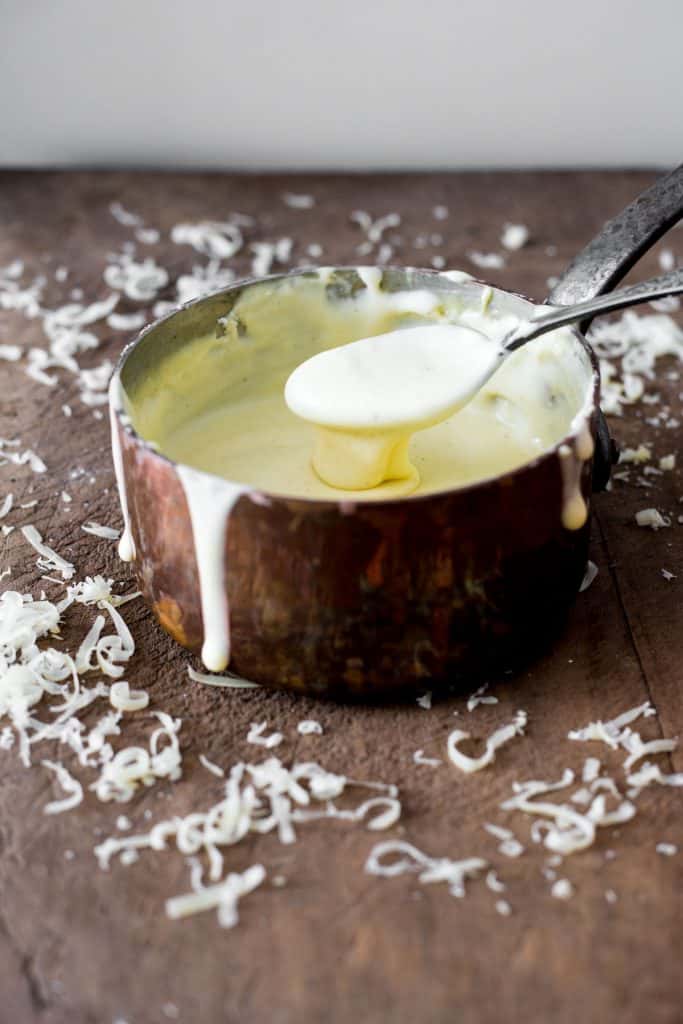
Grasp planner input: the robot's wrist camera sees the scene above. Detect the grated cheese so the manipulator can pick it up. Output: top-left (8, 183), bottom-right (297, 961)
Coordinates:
top-left (622, 732), bottom-right (677, 771)
top-left (500, 224), bottom-right (529, 251)
top-left (170, 221), bottom-right (243, 261)
top-left (365, 839), bottom-right (486, 898)
top-left (0, 439), bottom-right (47, 474)
top-left (91, 711), bottom-right (182, 802)
top-left (175, 261), bottom-right (236, 305)
top-left (413, 749), bottom-right (442, 767)
top-left (0, 344), bottom-right (22, 361)
top-left (486, 870), bottom-right (506, 893)
top-left (82, 521), bottom-right (120, 540)
top-left (551, 878), bottom-right (574, 900)
top-left (447, 711), bottom-right (527, 774)
top-left (582, 757), bottom-right (601, 783)
top-left (501, 770), bottom-right (594, 855)
top-left (620, 445), bottom-right (651, 464)
top-left (104, 256), bottom-right (169, 302)
top-left (107, 312), bottom-right (146, 331)
top-left (187, 665), bottom-right (259, 689)
top-left (21, 526), bottom-right (74, 580)
top-left (246, 722), bottom-right (283, 749)
top-left (626, 761), bottom-right (683, 795)
top-left (0, 726), bottom-right (14, 749)
top-left (297, 720), bottom-right (323, 736)
top-left (136, 228), bottom-right (160, 246)
top-left (467, 683), bottom-right (499, 711)
top-left (95, 754), bottom-right (401, 890)
top-left (635, 508), bottom-right (671, 529)
top-left (350, 211), bottom-right (401, 246)
top-left (109, 682), bottom-right (150, 713)
top-left (282, 193), bottom-right (315, 209)
top-left (579, 560), bottom-right (599, 593)
top-left (73, 603), bottom-right (135, 679)
top-left (650, 295), bottom-right (680, 313)
top-left (658, 248), bottom-right (675, 272)
top-left (68, 576), bottom-right (141, 609)
top-left (590, 309), bottom-right (683, 416)
top-left (199, 754), bottom-right (224, 778)
top-left (483, 822), bottom-right (525, 858)
top-left (501, 766), bottom-right (638, 857)
top-left (109, 201), bottom-right (143, 227)
top-left (166, 863), bottom-right (266, 928)
top-left (42, 759), bottom-right (84, 814)
top-left (467, 251), bottom-right (506, 270)
top-left (568, 702), bottom-right (655, 749)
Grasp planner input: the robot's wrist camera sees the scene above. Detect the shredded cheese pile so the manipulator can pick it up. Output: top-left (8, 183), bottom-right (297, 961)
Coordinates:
top-left (590, 310), bottom-right (683, 417)
top-left (94, 755), bottom-right (401, 926)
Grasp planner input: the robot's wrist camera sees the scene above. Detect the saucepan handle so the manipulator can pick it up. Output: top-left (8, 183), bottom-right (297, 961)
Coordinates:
top-left (547, 164), bottom-right (683, 491)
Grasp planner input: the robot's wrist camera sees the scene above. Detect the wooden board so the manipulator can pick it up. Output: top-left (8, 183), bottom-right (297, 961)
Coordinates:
top-left (0, 170), bottom-right (681, 1024)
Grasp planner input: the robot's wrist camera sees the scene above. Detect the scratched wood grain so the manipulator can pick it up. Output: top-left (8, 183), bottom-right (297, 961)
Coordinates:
top-left (0, 170), bottom-right (681, 1024)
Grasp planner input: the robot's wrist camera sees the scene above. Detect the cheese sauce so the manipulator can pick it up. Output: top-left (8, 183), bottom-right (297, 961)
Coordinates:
top-left (126, 269), bottom-right (592, 502)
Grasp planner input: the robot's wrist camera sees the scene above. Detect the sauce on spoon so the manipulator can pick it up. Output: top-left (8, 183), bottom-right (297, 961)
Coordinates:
top-left (285, 323), bottom-right (503, 491)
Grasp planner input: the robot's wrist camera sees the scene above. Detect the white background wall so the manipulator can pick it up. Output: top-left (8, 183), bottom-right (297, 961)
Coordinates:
top-left (2, 0), bottom-right (681, 169)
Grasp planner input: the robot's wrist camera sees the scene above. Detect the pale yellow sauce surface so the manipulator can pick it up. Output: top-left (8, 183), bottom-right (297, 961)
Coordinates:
top-left (284, 320), bottom-right (505, 492)
top-left (125, 271), bottom-right (592, 502)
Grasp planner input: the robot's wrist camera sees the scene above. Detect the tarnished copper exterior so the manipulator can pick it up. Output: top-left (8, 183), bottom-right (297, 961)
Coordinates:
top-left (113, 269), bottom-right (600, 698)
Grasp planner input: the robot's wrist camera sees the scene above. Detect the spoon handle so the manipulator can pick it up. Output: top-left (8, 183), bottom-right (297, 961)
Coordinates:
top-left (504, 266), bottom-right (683, 352)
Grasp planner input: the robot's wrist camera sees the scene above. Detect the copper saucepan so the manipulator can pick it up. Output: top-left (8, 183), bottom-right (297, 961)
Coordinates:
top-left (109, 167), bottom-right (683, 698)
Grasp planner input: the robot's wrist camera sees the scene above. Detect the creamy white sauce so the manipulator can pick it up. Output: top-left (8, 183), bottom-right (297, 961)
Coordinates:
top-left (285, 322), bottom-right (503, 490)
top-left (108, 376), bottom-right (135, 562)
top-left (558, 422), bottom-right (595, 531)
top-left (176, 465), bottom-right (250, 671)
top-left (357, 266), bottom-right (382, 292)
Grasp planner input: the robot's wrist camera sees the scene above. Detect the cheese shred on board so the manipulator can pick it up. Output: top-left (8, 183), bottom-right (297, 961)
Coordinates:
top-left (166, 864), bottom-right (266, 929)
top-left (187, 665), bottom-right (259, 689)
top-left (365, 840), bottom-right (487, 898)
top-left (447, 711), bottom-right (528, 773)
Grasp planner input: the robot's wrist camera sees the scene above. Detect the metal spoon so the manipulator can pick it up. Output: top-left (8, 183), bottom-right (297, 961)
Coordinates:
top-left (445, 265), bottom-right (683, 418)
top-left (502, 266), bottom-right (683, 352)
top-left (288, 266), bottom-right (683, 435)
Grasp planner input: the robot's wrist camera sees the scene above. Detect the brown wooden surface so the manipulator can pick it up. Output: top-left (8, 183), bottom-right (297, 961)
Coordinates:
top-left (0, 170), bottom-right (681, 1024)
